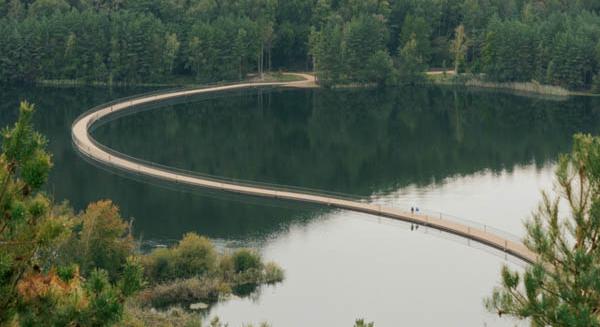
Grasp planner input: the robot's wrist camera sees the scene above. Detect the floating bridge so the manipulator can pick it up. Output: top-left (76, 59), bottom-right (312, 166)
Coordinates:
top-left (71, 74), bottom-right (537, 264)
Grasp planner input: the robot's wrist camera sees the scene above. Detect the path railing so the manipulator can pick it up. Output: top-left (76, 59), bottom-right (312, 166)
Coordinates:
top-left (381, 205), bottom-right (524, 245)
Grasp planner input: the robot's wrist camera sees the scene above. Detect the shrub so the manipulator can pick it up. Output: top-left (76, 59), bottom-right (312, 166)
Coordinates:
top-left (232, 249), bottom-right (262, 273)
top-left (354, 319), bottom-right (375, 327)
top-left (122, 303), bottom-right (203, 327)
top-left (263, 262), bottom-right (284, 284)
top-left (142, 233), bottom-right (217, 283)
top-left (56, 264), bottom-right (77, 282)
top-left (365, 50), bottom-right (397, 86)
top-left (84, 269), bottom-right (125, 325)
top-left (61, 200), bottom-right (135, 281)
top-left (173, 233), bottom-right (217, 278)
top-left (119, 256), bottom-right (146, 297)
top-left (218, 253), bottom-right (235, 280)
top-left (221, 251), bottom-right (284, 286)
top-left (16, 268), bottom-right (126, 327)
top-left (141, 248), bottom-right (173, 282)
top-left (141, 238), bottom-right (285, 307)
top-left (138, 277), bottom-right (227, 308)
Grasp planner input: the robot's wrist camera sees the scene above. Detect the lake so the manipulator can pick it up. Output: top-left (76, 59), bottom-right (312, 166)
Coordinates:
top-left (2, 85), bottom-right (600, 326)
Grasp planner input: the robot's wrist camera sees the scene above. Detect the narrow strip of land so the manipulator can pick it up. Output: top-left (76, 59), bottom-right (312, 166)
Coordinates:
top-left (71, 74), bottom-right (537, 264)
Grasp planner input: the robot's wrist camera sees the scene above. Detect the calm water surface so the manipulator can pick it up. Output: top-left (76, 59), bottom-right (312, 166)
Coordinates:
top-left (2, 85), bottom-right (600, 326)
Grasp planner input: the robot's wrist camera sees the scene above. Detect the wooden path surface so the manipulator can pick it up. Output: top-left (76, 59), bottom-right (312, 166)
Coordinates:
top-left (71, 74), bottom-right (537, 264)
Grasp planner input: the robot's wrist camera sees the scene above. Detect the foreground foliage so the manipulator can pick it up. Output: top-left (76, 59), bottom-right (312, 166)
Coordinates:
top-left (487, 134), bottom-right (600, 326)
top-left (0, 102), bottom-right (144, 326)
top-left (59, 200), bottom-right (136, 281)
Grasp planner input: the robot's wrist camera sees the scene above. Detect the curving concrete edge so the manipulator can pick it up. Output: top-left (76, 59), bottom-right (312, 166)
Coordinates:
top-left (71, 73), bottom-right (537, 264)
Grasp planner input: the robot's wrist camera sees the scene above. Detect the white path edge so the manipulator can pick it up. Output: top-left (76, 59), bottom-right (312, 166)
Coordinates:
top-left (71, 74), bottom-right (537, 264)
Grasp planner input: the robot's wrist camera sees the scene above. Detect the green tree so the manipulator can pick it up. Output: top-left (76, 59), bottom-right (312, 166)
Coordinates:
top-left (7, 0), bottom-right (24, 20)
top-left (60, 200), bottom-right (135, 281)
top-left (449, 24), bottom-right (467, 73)
top-left (231, 249), bottom-right (263, 273)
top-left (486, 134), bottom-right (600, 327)
top-left (0, 101), bottom-right (62, 322)
top-left (312, 0), bottom-right (332, 28)
top-left (482, 18), bottom-right (535, 82)
top-left (547, 18), bottom-right (598, 90)
top-left (108, 12), bottom-right (166, 83)
top-left (338, 0), bottom-right (390, 21)
top-left (343, 14), bottom-right (388, 83)
top-left (142, 232), bottom-right (218, 282)
top-left (234, 28), bottom-right (250, 80)
top-left (271, 0), bottom-right (313, 69)
top-left (16, 268), bottom-right (126, 327)
top-left (309, 17), bottom-right (344, 86)
top-left (398, 15), bottom-right (431, 65)
top-left (365, 49), bottom-right (396, 86)
top-left (397, 33), bottom-right (426, 84)
top-left (163, 32), bottom-right (180, 75)
top-left (27, 0), bottom-right (70, 17)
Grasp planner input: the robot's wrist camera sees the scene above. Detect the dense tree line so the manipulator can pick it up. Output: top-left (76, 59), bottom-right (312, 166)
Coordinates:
top-left (1, 0), bottom-right (600, 90)
top-left (310, 0), bottom-right (600, 89)
top-left (0, 0), bottom-right (280, 84)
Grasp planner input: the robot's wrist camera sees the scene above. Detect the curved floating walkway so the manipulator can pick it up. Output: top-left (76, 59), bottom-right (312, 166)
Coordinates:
top-left (71, 74), bottom-right (537, 264)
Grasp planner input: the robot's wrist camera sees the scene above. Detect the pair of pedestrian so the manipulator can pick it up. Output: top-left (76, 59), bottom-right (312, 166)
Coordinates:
top-left (411, 206), bottom-right (420, 215)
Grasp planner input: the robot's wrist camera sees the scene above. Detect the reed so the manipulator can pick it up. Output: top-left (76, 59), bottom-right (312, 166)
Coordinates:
top-left (464, 79), bottom-right (570, 97)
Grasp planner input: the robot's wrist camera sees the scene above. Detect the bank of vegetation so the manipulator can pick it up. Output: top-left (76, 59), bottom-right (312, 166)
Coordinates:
top-left (0, 102), bottom-right (283, 326)
top-left (1, 0), bottom-right (600, 93)
top-left (428, 72), bottom-right (574, 97)
top-left (139, 234), bottom-right (284, 308)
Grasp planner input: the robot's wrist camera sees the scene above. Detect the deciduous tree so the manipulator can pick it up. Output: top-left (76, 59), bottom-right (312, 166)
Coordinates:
top-left (450, 24), bottom-right (467, 73)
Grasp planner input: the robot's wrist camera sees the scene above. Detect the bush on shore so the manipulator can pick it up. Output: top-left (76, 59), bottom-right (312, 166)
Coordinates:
top-left (138, 277), bottom-right (228, 308)
top-left (142, 233), bottom-right (218, 283)
top-left (121, 303), bottom-right (203, 327)
top-left (139, 234), bottom-right (284, 308)
top-left (59, 200), bottom-right (137, 281)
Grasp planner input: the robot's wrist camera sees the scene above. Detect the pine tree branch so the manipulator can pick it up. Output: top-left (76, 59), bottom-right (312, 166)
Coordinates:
top-left (0, 162), bottom-right (15, 234)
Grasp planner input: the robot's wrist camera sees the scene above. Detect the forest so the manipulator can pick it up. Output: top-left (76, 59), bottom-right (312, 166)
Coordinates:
top-left (1, 0), bottom-right (600, 90)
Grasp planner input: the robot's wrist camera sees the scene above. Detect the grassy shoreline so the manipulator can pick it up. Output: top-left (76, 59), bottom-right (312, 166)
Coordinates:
top-left (427, 73), bottom-right (600, 97)
top-left (35, 72), bottom-right (306, 88)
top-left (28, 71), bottom-right (600, 99)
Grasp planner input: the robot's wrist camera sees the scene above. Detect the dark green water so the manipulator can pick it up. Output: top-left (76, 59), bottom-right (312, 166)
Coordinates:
top-left (92, 86), bottom-right (600, 238)
top-left (95, 87), bottom-right (600, 197)
top-left (1, 85), bottom-right (599, 326)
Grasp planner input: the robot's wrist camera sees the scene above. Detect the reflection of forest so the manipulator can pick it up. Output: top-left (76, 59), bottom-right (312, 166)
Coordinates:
top-left (96, 87), bottom-right (600, 196)
top-left (1, 85), bottom-right (599, 241)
